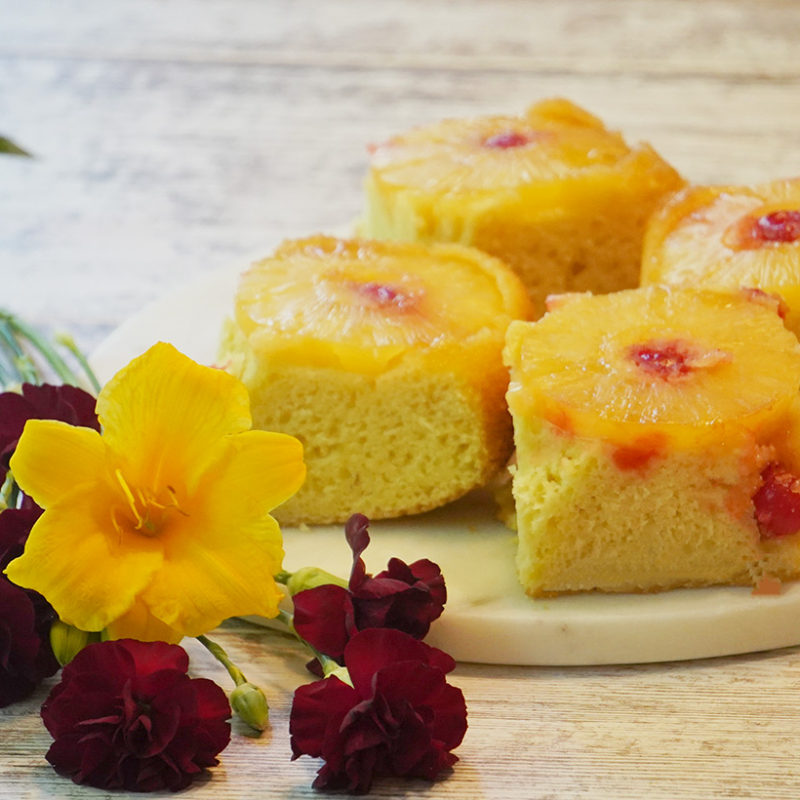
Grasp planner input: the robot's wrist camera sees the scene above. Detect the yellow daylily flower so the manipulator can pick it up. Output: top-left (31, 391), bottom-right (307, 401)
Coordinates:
top-left (5, 342), bottom-right (305, 643)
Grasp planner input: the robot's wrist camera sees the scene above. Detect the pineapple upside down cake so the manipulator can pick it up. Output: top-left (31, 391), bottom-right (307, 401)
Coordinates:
top-left (219, 235), bottom-right (532, 526)
top-left (642, 176), bottom-right (800, 337)
top-left (361, 98), bottom-right (684, 316)
top-left (504, 286), bottom-right (800, 597)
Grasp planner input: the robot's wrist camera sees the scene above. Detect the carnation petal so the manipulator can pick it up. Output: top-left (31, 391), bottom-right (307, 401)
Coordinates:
top-left (120, 638), bottom-right (188, 675)
top-left (9, 420), bottom-right (105, 509)
top-left (292, 584), bottom-right (353, 660)
top-left (0, 507), bottom-right (42, 569)
top-left (96, 343), bottom-right (253, 492)
top-left (344, 629), bottom-right (455, 694)
top-left (290, 677), bottom-right (359, 759)
top-left (5, 490), bottom-right (163, 632)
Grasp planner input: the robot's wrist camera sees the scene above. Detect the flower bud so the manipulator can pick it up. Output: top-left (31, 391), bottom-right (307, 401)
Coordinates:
top-left (286, 566), bottom-right (347, 596)
top-left (230, 682), bottom-right (269, 731)
top-left (49, 620), bottom-right (100, 666)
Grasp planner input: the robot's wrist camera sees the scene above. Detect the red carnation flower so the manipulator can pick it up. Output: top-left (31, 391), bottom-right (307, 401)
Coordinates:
top-left (0, 507), bottom-right (58, 706)
top-left (290, 628), bottom-right (467, 794)
top-left (292, 514), bottom-right (446, 662)
top-left (0, 578), bottom-right (58, 706)
top-left (41, 639), bottom-right (231, 792)
top-left (0, 383), bottom-right (99, 477)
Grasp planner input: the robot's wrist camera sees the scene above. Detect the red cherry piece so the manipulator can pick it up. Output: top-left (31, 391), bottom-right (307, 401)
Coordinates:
top-left (483, 130), bottom-right (529, 149)
top-left (354, 281), bottom-right (416, 310)
top-left (724, 209), bottom-right (800, 250)
top-left (628, 341), bottom-right (692, 380)
top-left (752, 210), bottom-right (800, 243)
top-left (753, 463), bottom-right (800, 539)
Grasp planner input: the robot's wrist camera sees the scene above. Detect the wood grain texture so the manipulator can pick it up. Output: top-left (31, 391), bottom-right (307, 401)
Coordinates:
top-left (4, 1), bottom-right (800, 797)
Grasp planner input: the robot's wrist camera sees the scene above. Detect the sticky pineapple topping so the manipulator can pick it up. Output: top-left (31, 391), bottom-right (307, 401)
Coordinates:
top-left (642, 177), bottom-right (800, 333)
top-left (505, 286), bottom-right (800, 451)
top-left (233, 236), bottom-right (530, 374)
top-left (362, 98), bottom-right (684, 317)
top-left (505, 286), bottom-right (800, 595)
top-left (367, 98), bottom-right (638, 197)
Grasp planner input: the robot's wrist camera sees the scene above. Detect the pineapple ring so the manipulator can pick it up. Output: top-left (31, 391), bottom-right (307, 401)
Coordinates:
top-left (369, 99), bottom-right (637, 195)
top-left (505, 285), bottom-right (800, 448)
top-left (234, 235), bottom-right (530, 373)
top-left (642, 178), bottom-right (800, 321)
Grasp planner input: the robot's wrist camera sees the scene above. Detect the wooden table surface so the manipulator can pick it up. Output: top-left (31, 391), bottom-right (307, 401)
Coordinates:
top-left (4, 1), bottom-right (800, 798)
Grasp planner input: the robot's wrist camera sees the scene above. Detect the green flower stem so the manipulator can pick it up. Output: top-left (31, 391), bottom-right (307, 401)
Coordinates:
top-left (0, 356), bottom-right (10, 387)
top-left (273, 570), bottom-right (292, 585)
top-left (196, 634), bottom-right (248, 687)
top-left (56, 332), bottom-right (101, 393)
top-left (197, 634), bottom-right (270, 731)
top-left (0, 318), bottom-right (37, 384)
top-left (276, 608), bottom-right (294, 629)
top-left (0, 312), bottom-right (81, 386)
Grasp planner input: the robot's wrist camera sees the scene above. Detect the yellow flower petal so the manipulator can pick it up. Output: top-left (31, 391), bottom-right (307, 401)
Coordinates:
top-left (104, 599), bottom-right (183, 644)
top-left (199, 429), bottom-right (306, 513)
top-left (10, 420), bottom-right (105, 508)
top-left (141, 512), bottom-right (285, 636)
top-left (5, 487), bottom-right (163, 632)
top-left (96, 342), bottom-right (252, 492)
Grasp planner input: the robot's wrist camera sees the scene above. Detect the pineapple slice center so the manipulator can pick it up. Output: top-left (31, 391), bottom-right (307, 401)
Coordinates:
top-left (628, 339), bottom-right (732, 381)
top-left (723, 208), bottom-right (800, 250)
top-left (482, 130), bottom-right (531, 149)
top-left (347, 279), bottom-right (420, 311)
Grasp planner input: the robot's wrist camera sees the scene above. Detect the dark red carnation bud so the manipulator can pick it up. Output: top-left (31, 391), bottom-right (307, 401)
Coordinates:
top-left (345, 513), bottom-right (371, 589)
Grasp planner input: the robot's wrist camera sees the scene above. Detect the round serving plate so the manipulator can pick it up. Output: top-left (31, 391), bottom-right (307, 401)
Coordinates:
top-left (91, 258), bottom-right (800, 666)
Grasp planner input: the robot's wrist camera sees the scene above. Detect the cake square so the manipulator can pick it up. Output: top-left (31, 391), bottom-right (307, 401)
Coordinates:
top-left (503, 286), bottom-right (800, 596)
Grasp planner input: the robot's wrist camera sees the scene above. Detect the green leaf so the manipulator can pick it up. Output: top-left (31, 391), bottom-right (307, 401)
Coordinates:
top-left (0, 135), bottom-right (32, 157)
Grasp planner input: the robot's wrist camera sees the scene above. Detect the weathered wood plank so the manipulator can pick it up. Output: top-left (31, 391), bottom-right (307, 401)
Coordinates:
top-left (3, 0), bottom-right (800, 79)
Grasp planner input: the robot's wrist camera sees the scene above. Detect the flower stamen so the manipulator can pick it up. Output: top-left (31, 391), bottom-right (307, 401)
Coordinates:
top-left (115, 470), bottom-right (147, 531)
top-left (114, 470), bottom-right (187, 537)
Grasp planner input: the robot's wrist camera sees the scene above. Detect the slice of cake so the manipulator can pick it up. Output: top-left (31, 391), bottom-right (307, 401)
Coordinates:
top-left (503, 286), bottom-right (800, 596)
top-left (361, 98), bottom-right (684, 316)
top-left (220, 235), bottom-right (532, 525)
top-left (642, 176), bottom-right (800, 337)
